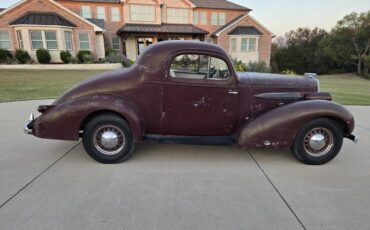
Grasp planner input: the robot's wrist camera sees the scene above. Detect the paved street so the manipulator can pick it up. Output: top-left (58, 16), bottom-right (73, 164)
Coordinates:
top-left (0, 100), bottom-right (369, 230)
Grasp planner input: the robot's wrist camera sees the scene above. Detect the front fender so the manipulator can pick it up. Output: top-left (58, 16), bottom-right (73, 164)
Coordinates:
top-left (237, 100), bottom-right (355, 149)
top-left (33, 94), bottom-right (144, 142)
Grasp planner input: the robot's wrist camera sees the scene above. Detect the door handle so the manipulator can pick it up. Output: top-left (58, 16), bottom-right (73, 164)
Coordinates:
top-left (228, 90), bottom-right (239, 95)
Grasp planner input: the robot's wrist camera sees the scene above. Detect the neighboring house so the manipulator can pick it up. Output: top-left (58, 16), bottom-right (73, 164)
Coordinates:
top-left (0, 0), bottom-right (274, 64)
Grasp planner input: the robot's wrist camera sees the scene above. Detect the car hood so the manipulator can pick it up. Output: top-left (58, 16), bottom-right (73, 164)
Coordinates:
top-left (237, 72), bottom-right (318, 91)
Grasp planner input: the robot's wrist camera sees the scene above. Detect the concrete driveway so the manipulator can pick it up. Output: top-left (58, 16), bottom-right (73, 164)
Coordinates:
top-left (0, 100), bottom-right (369, 230)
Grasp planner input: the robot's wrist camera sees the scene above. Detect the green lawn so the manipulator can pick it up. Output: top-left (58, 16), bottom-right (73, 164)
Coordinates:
top-left (0, 70), bottom-right (369, 105)
top-left (0, 69), bottom-right (106, 102)
top-left (318, 73), bottom-right (370, 105)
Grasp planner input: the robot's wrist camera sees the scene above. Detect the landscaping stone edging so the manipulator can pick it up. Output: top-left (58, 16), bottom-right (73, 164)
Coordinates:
top-left (0, 63), bottom-right (123, 70)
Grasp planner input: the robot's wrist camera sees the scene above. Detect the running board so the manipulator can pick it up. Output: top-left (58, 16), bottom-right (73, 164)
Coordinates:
top-left (145, 135), bottom-right (234, 146)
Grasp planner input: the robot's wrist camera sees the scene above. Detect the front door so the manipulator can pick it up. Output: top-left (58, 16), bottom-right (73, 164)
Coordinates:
top-left (162, 53), bottom-right (239, 136)
top-left (137, 37), bottom-right (153, 55)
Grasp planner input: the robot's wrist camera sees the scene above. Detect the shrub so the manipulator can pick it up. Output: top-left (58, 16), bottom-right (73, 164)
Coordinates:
top-left (77, 50), bottom-right (93, 63)
top-left (0, 49), bottom-right (12, 64)
top-left (247, 61), bottom-right (271, 73)
top-left (105, 48), bottom-right (117, 56)
top-left (231, 58), bottom-right (248, 72)
top-left (60, 50), bottom-right (72, 63)
top-left (282, 69), bottom-right (297, 75)
top-left (122, 56), bottom-right (134, 68)
top-left (36, 48), bottom-right (51, 64)
top-left (105, 53), bottom-right (124, 63)
top-left (15, 49), bottom-right (30, 64)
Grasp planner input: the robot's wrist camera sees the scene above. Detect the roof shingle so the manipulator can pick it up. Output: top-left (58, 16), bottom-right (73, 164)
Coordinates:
top-left (228, 26), bottom-right (263, 36)
top-left (9, 12), bottom-right (76, 27)
top-left (87, 18), bottom-right (105, 29)
top-left (189, 0), bottom-right (251, 11)
top-left (118, 24), bottom-right (208, 35)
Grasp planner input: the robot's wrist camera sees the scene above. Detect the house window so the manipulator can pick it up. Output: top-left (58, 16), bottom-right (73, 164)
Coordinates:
top-left (45, 31), bottom-right (58, 50)
top-left (64, 31), bottom-right (73, 50)
top-left (219, 13), bottom-right (226, 25)
top-left (30, 31), bottom-right (59, 50)
top-left (0, 31), bottom-right (11, 49)
top-left (248, 38), bottom-right (257, 51)
top-left (230, 38), bottom-right (237, 51)
top-left (97, 6), bottom-right (106, 20)
top-left (112, 36), bottom-right (120, 50)
top-left (111, 7), bottom-right (120, 21)
top-left (79, 33), bottom-right (90, 50)
top-left (137, 37), bottom-right (152, 55)
top-left (211, 12), bottom-right (218, 25)
top-left (30, 31), bottom-right (44, 49)
top-left (200, 12), bottom-right (207, 25)
top-left (130, 5), bottom-right (155, 22)
top-left (240, 38), bottom-right (257, 52)
top-left (241, 38), bottom-right (248, 51)
top-left (81, 6), bottom-right (92, 18)
top-left (167, 8), bottom-right (189, 24)
top-left (193, 11), bottom-right (198, 24)
top-left (17, 30), bottom-right (24, 49)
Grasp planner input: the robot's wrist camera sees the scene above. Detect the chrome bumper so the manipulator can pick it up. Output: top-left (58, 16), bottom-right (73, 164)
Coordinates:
top-left (345, 134), bottom-right (359, 144)
top-left (24, 113), bottom-right (35, 135)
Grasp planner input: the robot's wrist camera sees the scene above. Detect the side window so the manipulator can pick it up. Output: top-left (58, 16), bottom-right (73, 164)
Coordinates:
top-left (170, 54), bottom-right (230, 80)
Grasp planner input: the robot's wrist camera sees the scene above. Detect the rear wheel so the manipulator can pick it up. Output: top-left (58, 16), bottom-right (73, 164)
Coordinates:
top-left (82, 114), bottom-right (135, 164)
top-left (292, 118), bottom-right (343, 165)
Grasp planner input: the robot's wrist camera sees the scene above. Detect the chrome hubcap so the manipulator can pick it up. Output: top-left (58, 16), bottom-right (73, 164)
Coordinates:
top-left (304, 127), bottom-right (334, 157)
top-left (101, 131), bottom-right (119, 149)
top-left (93, 125), bottom-right (125, 155)
top-left (309, 134), bottom-right (326, 150)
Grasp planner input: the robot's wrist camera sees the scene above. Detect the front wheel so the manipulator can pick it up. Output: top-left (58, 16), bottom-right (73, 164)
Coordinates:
top-left (82, 114), bottom-right (135, 164)
top-left (292, 118), bottom-right (343, 165)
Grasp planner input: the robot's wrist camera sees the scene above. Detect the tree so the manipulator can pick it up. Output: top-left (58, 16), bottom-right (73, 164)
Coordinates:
top-left (321, 11), bottom-right (370, 77)
top-left (272, 28), bottom-right (328, 74)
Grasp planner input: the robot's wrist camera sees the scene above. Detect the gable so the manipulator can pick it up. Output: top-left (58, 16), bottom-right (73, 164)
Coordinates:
top-left (0, 0), bottom-right (103, 32)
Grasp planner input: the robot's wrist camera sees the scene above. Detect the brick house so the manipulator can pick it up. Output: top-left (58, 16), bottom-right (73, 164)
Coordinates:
top-left (0, 0), bottom-right (274, 64)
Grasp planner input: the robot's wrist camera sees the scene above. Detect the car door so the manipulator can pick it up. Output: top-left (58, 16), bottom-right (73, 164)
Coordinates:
top-left (162, 52), bottom-right (239, 136)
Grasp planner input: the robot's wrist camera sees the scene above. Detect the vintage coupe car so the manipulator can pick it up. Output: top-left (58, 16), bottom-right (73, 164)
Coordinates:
top-left (24, 41), bottom-right (357, 165)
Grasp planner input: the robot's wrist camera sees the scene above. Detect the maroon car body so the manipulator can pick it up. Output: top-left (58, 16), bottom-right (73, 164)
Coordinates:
top-left (24, 41), bottom-right (357, 164)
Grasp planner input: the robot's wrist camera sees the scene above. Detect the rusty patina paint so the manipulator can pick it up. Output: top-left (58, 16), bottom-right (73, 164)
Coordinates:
top-left (30, 40), bottom-right (355, 149)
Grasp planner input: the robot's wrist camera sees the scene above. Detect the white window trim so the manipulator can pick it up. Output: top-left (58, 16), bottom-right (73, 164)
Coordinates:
top-left (64, 31), bottom-right (73, 51)
top-left (229, 37), bottom-right (237, 52)
top-left (112, 36), bottom-right (120, 50)
top-left (200, 11), bottom-right (207, 25)
top-left (97, 6), bottom-right (106, 20)
top-left (130, 4), bottom-right (156, 22)
top-left (167, 8), bottom-right (189, 24)
top-left (219, 13), bottom-right (226, 25)
top-left (45, 31), bottom-right (59, 50)
top-left (211, 12), bottom-right (218, 26)
top-left (29, 30), bottom-right (59, 50)
top-left (0, 30), bottom-right (12, 50)
top-left (30, 30), bottom-right (44, 50)
top-left (229, 36), bottom-right (260, 52)
top-left (16, 30), bottom-right (24, 49)
top-left (111, 7), bottom-right (121, 22)
top-left (81, 5), bottom-right (92, 19)
top-left (78, 32), bottom-right (91, 51)
top-left (193, 11), bottom-right (199, 25)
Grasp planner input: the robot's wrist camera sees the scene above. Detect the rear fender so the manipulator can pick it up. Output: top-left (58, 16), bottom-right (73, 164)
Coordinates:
top-left (33, 94), bottom-right (144, 142)
top-left (237, 100), bottom-right (355, 149)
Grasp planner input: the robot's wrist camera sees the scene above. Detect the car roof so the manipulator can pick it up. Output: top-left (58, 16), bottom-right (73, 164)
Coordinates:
top-left (136, 40), bottom-right (229, 70)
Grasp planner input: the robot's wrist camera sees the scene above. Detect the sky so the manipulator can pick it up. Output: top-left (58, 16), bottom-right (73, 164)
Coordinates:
top-left (0, 0), bottom-right (369, 36)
